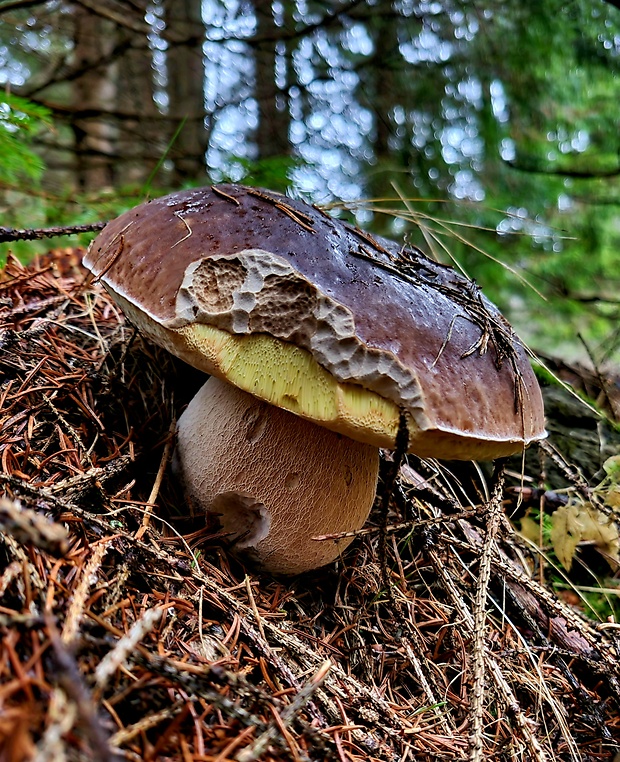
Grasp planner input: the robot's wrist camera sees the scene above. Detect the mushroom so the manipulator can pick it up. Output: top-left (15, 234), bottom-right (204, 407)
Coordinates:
top-left (84, 184), bottom-right (545, 574)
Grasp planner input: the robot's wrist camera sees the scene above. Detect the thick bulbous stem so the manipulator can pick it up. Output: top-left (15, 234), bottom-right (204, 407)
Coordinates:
top-left (175, 377), bottom-right (380, 574)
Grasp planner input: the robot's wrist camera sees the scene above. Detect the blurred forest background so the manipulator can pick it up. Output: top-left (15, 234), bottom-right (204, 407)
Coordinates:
top-left (1, 0), bottom-right (620, 365)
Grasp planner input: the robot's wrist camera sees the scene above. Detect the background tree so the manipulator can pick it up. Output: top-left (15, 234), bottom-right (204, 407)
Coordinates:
top-left (71, 4), bottom-right (117, 190)
top-left (115, 4), bottom-right (161, 186)
top-left (165, 0), bottom-right (208, 184)
top-left (252, 0), bottom-right (292, 163)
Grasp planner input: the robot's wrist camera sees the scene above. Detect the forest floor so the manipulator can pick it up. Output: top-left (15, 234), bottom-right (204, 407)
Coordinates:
top-left (1, 248), bottom-right (620, 762)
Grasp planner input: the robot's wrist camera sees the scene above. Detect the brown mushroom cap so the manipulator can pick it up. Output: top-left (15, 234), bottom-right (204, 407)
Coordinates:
top-left (176, 377), bottom-right (379, 575)
top-left (84, 184), bottom-right (545, 459)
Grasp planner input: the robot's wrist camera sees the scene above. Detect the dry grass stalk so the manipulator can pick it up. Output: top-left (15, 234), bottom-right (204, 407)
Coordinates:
top-left (469, 463), bottom-right (506, 761)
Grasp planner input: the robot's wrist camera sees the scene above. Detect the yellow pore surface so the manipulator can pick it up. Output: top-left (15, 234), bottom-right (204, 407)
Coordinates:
top-left (175, 322), bottom-right (403, 449)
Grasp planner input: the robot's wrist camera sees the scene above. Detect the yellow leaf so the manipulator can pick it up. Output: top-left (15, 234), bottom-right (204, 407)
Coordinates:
top-left (578, 504), bottom-right (619, 567)
top-left (550, 504), bottom-right (583, 571)
top-left (595, 456), bottom-right (620, 508)
top-left (551, 501), bottom-right (620, 571)
top-left (519, 513), bottom-right (541, 545)
top-left (603, 486), bottom-right (620, 509)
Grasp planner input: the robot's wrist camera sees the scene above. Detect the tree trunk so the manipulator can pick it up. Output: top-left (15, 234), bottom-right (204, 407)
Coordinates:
top-left (116, 30), bottom-right (161, 186)
top-left (253, 0), bottom-right (291, 161)
top-left (71, 5), bottom-right (117, 191)
top-left (164, 0), bottom-right (207, 184)
top-left (363, 0), bottom-right (401, 230)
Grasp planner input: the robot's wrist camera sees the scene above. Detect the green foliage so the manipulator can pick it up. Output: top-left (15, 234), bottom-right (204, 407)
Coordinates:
top-left (0, 184), bottom-right (154, 263)
top-left (0, 93), bottom-right (52, 184)
top-left (216, 155), bottom-right (305, 194)
top-left (579, 587), bottom-right (620, 622)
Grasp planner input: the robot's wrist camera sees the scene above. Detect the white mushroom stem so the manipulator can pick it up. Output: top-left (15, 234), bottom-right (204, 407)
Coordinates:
top-left (175, 377), bottom-right (380, 575)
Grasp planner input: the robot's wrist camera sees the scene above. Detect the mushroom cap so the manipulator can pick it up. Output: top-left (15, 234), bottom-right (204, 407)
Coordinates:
top-left (176, 377), bottom-right (379, 575)
top-left (84, 184), bottom-right (545, 459)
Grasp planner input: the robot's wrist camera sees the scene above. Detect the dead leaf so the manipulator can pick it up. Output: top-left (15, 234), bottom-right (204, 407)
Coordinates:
top-left (519, 513), bottom-right (541, 545)
top-left (606, 486), bottom-right (620, 509)
top-left (551, 502), bottom-right (619, 571)
top-left (578, 505), bottom-right (619, 567)
top-left (550, 504), bottom-right (583, 571)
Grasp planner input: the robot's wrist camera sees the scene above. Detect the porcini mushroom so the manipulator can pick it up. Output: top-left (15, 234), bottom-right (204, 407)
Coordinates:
top-left (84, 184), bottom-right (545, 574)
